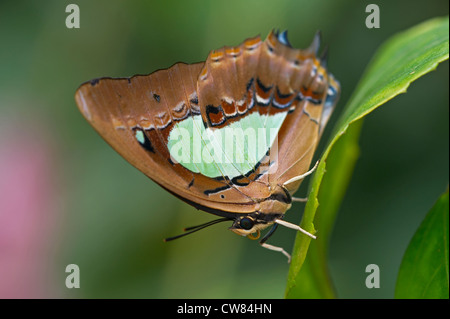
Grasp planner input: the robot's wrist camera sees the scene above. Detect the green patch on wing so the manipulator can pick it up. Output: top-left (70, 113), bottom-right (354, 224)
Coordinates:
top-left (168, 112), bottom-right (287, 179)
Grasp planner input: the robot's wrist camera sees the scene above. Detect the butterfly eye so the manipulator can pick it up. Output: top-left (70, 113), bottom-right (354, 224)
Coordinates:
top-left (239, 217), bottom-right (254, 230)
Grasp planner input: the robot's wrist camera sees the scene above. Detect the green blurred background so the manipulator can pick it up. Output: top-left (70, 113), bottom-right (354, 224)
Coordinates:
top-left (0, 0), bottom-right (448, 298)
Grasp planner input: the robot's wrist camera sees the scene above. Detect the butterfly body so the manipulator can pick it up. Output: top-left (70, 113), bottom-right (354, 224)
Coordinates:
top-left (75, 30), bottom-right (340, 260)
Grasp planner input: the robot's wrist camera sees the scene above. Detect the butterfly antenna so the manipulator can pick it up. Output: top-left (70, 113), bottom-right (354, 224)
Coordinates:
top-left (164, 217), bottom-right (230, 242)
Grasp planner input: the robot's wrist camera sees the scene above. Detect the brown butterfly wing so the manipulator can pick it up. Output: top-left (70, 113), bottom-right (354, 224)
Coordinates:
top-left (75, 63), bottom-right (258, 217)
top-left (75, 31), bottom-right (340, 219)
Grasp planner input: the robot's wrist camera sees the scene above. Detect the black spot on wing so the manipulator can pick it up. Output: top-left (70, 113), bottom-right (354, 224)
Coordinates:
top-left (90, 78), bottom-right (100, 86)
top-left (204, 184), bottom-right (231, 196)
top-left (190, 97), bottom-right (198, 105)
top-left (276, 87), bottom-right (293, 100)
top-left (205, 104), bottom-right (226, 127)
top-left (133, 128), bottom-right (155, 153)
top-left (256, 77), bottom-right (273, 93)
top-left (246, 77), bottom-right (255, 92)
top-left (231, 176), bottom-right (251, 187)
top-left (268, 187), bottom-right (292, 204)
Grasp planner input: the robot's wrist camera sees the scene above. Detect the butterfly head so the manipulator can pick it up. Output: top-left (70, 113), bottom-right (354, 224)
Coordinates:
top-left (229, 185), bottom-right (292, 239)
top-left (229, 214), bottom-right (277, 240)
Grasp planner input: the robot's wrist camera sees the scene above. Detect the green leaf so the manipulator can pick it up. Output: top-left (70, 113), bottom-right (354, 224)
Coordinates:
top-left (285, 16), bottom-right (449, 298)
top-left (395, 190), bottom-right (449, 299)
top-left (288, 119), bottom-right (363, 298)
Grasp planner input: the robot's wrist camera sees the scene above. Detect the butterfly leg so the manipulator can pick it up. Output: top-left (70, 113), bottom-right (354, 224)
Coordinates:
top-left (261, 243), bottom-right (291, 263)
top-left (259, 223), bottom-right (291, 263)
top-left (283, 160), bottom-right (320, 187)
top-left (275, 219), bottom-right (317, 239)
top-left (291, 197), bottom-right (308, 202)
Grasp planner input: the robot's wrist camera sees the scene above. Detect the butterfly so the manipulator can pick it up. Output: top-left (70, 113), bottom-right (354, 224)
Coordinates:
top-left (75, 30), bottom-right (340, 262)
